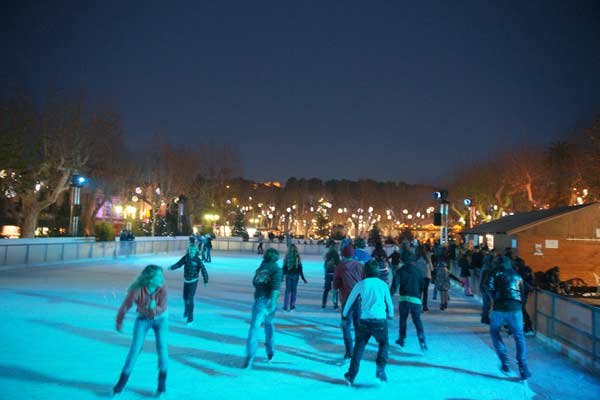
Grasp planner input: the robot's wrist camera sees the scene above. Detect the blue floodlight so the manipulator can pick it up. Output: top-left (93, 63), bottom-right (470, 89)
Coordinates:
top-left (433, 190), bottom-right (448, 201)
top-left (71, 174), bottom-right (87, 187)
top-left (464, 198), bottom-right (472, 206)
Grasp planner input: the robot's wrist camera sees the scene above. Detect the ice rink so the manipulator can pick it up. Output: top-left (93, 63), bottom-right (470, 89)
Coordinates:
top-left (1, 251), bottom-right (599, 399)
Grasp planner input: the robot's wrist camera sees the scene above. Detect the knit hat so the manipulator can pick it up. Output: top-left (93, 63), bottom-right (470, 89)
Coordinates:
top-left (342, 244), bottom-right (355, 258)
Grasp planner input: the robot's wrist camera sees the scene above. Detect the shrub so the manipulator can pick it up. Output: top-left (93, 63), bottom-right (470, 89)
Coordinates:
top-left (95, 222), bottom-right (115, 241)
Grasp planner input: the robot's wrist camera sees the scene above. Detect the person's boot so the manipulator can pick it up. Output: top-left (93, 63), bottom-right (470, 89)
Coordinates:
top-left (519, 364), bottom-right (532, 380)
top-left (242, 356), bottom-right (254, 369)
top-left (376, 368), bottom-right (387, 383)
top-left (112, 372), bottom-right (130, 395)
top-left (157, 371), bottom-right (167, 394)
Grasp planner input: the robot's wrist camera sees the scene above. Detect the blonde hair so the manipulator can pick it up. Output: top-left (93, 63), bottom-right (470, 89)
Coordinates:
top-left (129, 264), bottom-right (163, 291)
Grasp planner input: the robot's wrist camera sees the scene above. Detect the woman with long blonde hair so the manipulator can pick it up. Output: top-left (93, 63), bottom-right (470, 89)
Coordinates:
top-left (113, 264), bottom-right (169, 396)
top-left (282, 244), bottom-right (308, 311)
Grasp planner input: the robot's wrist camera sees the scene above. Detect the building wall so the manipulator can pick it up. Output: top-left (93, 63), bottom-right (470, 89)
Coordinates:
top-left (514, 205), bottom-right (600, 284)
top-left (520, 204), bottom-right (600, 238)
top-left (517, 235), bottom-right (600, 285)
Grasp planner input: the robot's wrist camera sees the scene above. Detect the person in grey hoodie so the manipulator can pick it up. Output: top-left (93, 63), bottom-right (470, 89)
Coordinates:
top-left (415, 245), bottom-right (433, 312)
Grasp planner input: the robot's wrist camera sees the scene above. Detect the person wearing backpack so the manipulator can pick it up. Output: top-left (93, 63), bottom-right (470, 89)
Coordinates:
top-left (322, 245), bottom-right (341, 309)
top-left (243, 248), bottom-right (283, 369)
top-left (371, 241), bottom-right (390, 283)
top-left (282, 244), bottom-right (308, 311)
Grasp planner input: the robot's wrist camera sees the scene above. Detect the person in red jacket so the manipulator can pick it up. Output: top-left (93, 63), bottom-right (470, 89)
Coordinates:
top-left (113, 265), bottom-right (169, 397)
top-left (334, 244), bottom-right (365, 360)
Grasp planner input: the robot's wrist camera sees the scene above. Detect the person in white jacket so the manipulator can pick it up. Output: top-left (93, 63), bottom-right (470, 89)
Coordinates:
top-left (342, 260), bottom-right (394, 386)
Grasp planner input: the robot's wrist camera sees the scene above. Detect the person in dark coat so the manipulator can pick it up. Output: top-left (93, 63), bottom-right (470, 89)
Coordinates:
top-left (484, 256), bottom-right (532, 380)
top-left (282, 244), bottom-right (308, 311)
top-left (244, 248), bottom-right (283, 368)
top-left (322, 246), bottom-right (340, 309)
top-left (371, 241), bottom-right (390, 283)
top-left (459, 251), bottom-right (473, 296)
top-left (168, 236), bottom-right (209, 324)
top-left (514, 257), bottom-right (535, 335)
top-left (393, 252), bottom-right (427, 351)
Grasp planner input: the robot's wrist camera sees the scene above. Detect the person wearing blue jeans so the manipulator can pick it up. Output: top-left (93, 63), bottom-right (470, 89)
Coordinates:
top-left (282, 244), bottom-right (307, 311)
top-left (485, 256), bottom-right (532, 380)
top-left (392, 250), bottom-right (427, 351)
top-left (342, 301), bottom-right (361, 357)
top-left (246, 297), bottom-right (276, 361)
top-left (398, 302), bottom-right (426, 348)
top-left (113, 265), bottom-right (169, 396)
top-left (334, 244), bottom-right (365, 359)
top-left (244, 248), bottom-right (283, 368)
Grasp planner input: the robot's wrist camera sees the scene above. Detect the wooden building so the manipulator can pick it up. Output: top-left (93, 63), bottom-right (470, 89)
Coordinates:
top-left (461, 203), bottom-right (600, 285)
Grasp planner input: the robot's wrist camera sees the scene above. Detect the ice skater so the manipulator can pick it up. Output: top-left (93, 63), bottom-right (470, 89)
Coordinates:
top-left (484, 256), bottom-right (532, 380)
top-left (334, 244), bottom-right (365, 360)
top-left (393, 252), bottom-right (427, 351)
top-left (204, 233), bottom-right (213, 262)
top-left (434, 258), bottom-right (450, 310)
top-left (113, 265), bottom-right (168, 396)
top-left (322, 245), bottom-right (340, 309)
top-left (342, 260), bottom-right (394, 386)
top-left (282, 244), bottom-right (307, 311)
top-left (168, 236), bottom-right (209, 325)
top-left (244, 248), bottom-right (283, 368)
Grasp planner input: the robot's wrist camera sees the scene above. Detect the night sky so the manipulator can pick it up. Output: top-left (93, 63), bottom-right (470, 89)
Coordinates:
top-left (2, 1), bottom-right (600, 184)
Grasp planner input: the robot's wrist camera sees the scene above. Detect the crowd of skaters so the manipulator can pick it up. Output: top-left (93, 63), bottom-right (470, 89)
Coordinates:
top-left (110, 234), bottom-right (534, 396)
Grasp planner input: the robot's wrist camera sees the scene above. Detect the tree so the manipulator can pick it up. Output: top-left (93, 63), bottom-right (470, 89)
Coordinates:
top-left (545, 141), bottom-right (579, 207)
top-left (314, 210), bottom-right (331, 239)
top-left (231, 210), bottom-right (248, 240)
top-left (80, 108), bottom-right (128, 236)
top-left (368, 222), bottom-right (382, 246)
top-left (0, 93), bottom-right (95, 237)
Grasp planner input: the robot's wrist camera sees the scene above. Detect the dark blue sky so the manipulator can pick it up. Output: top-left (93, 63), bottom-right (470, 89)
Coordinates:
top-left (2, 1), bottom-right (600, 184)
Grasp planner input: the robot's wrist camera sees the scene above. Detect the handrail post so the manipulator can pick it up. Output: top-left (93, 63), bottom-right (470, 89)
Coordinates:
top-left (551, 294), bottom-right (556, 339)
top-left (593, 308), bottom-right (598, 363)
top-left (534, 289), bottom-right (539, 333)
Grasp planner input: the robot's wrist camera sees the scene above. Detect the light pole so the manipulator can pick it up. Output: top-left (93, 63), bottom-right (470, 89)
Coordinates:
top-left (433, 190), bottom-right (449, 245)
top-left (69, 174), bottom-right (87, 236)
top-left (464, 198), bottom-right (476, 229)
top-left (177, 195), bottom-right (186, 234)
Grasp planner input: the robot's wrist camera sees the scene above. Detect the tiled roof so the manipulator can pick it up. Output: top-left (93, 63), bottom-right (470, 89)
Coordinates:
top-left (461, 203), bottom-right (596, 235)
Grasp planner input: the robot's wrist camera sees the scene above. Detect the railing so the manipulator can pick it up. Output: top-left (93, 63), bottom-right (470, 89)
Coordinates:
top-left (531, 289), bottom-right (600, 371)
top-left (0, 237), bottom-right (334, 267)
top-left (0, 237), bottom-right (190, 267)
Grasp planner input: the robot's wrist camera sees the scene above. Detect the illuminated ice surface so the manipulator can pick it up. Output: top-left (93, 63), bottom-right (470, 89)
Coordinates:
top-left (1, 252), bottom-right (599, 400)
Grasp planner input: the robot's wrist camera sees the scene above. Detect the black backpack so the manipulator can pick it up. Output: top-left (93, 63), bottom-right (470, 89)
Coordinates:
top-left (253, 267), bottom-right (272, 288)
